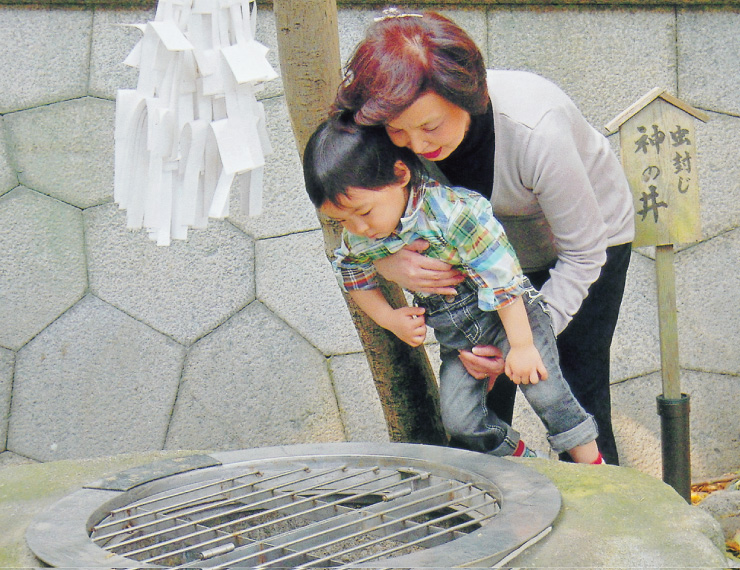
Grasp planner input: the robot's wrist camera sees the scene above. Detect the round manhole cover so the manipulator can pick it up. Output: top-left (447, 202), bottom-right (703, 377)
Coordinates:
top-left (26, 442), bottom-right (560, 568)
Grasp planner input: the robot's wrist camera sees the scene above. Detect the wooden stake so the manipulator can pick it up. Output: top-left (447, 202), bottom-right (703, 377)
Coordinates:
top-left (655, 244), bottom-right (681, 399)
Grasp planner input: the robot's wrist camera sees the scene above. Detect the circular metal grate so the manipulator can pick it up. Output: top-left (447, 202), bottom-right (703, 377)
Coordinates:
top-left (26, 442), bottom-right (561, 568)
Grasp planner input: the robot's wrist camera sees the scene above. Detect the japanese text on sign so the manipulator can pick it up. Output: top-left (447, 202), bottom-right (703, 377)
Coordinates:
top-left (619, 97), bottom-right (702, 247)
top-left (634, 124), bottom-right (694, 224)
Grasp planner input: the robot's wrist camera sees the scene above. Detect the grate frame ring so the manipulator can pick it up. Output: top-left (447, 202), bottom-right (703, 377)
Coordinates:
top-left (26, 442), bottom-right (561, 568)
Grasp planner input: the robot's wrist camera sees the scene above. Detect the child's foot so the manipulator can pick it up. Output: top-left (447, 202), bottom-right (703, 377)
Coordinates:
top-left (512, 439), bottom-right (548, 458)
top-left (591, 452), bottom-right (606, 465)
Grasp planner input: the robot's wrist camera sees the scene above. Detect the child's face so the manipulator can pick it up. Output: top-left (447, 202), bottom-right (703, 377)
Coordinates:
top-left (320, 161), bottom-right (411, 240)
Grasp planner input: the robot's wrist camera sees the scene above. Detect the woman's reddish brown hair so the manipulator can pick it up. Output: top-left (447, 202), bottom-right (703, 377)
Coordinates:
top-left (333, 10), bottom-right (488, 125)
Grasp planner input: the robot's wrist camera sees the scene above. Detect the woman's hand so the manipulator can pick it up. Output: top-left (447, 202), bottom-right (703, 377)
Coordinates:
top-left (458, 345), bottom-right (505, 391)
top-left (374, 240), bottom-right (464, 295)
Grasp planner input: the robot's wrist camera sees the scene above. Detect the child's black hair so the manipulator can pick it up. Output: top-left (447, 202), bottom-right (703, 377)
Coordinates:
top-left (303, 111), bottom-right (425, 208)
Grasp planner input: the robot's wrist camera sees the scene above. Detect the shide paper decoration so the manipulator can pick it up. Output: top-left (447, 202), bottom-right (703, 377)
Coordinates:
top-left (114, 0), bottom-right (277, 246)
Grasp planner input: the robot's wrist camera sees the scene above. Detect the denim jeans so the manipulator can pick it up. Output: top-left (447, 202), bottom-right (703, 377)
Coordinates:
top-left (486, 243), bottom-right (632, 464)
top-left (416, 278), bottom-right (598, 456)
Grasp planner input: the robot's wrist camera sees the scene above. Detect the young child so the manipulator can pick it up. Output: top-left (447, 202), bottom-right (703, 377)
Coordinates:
top-left (303, 114), bottom-right (604, 464)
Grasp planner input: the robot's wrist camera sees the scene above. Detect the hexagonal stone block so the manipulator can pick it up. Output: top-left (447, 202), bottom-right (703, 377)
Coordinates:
top-left (486, 9), bottom-right (676, 131)
top-left (0, 188), bottom-right (86, 350)
top-left (89, 8), bottom-right (155, 100)
top-left (678, 10), bottom-right (740, 117)
top-left (3, 98), bottom-right (114, 209)
top-left (0, 451), bottom-right (37, 468)
top-left (612, 369), bottom-right (740, 481)
top-left (8, 295), bottom-right (185, 462)
top-left (328, 353), bottom-right (389, 442)
top-left (165, 301), bottom-right (344, 450)
top-left (256, 229), bottom-right (362, 355)
top-left (0, 9), bottom-right (90, 113)
top-left (85, 203), bottom-right (255, 345)
top-left (252, 6), bottom-right (283, 101)
top-left (0, 118), bottom-right (17, 196)
top-left (694, 113), bottom-right (740, 240)
top-left (610, 250), bottom-right (661, 383)
top-left (676, 228), bottom-right (740, 375)
top-left (227, 96), bottom-right (320, 239)
top-left (0, 347), bottom-right (13, 452)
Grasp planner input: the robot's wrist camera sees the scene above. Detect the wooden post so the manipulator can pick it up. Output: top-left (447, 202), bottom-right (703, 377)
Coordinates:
top-left (606, 88), bottom-right (708, 500)
top-left (272, 0), bottom-right (446, 445)
top-left (655, 244), bottom-right (681, 400)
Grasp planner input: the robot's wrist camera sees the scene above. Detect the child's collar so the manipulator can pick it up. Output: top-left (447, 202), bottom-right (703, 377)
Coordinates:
top-left (397, 176), bottom-right (437, 233)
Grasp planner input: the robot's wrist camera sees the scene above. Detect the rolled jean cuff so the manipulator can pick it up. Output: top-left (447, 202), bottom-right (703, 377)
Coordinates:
top-left (486, 429), bottom-right (521, 457)
top-left (547, 414), bottom-right (599, 454)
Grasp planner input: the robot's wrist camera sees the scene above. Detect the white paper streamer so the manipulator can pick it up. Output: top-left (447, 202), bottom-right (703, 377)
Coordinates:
top-left (115, 0), bottom-right (276, 245)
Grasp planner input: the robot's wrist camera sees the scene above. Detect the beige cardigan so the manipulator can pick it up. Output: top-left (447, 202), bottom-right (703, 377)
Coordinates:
top-left (485, 70), bottom-right (634, 334)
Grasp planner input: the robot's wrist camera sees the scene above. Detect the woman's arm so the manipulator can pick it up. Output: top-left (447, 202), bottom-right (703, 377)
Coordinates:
top-left (349, 289), bottom-right (428, 347)
top-left (373, 240), bottom-right (464, 295)
top-left (488, 71), bottom-right (632, 334)
top-left (518, 108), bottom-right (622, 335)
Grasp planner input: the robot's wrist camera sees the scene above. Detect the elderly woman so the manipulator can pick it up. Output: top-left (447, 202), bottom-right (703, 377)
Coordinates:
top-left (333, 9), bottom-right (634, 465)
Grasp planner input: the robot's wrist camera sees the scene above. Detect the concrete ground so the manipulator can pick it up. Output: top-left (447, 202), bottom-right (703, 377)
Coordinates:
top-left (0, 2), bottom-right (738, 486)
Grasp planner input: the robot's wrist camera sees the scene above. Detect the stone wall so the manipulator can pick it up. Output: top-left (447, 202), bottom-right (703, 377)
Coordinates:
top-left (0, 2), bottom-right (738, 480)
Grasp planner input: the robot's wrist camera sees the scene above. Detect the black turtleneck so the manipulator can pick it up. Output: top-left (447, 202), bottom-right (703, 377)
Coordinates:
top-left (437, 102), bottom-right (495, 200)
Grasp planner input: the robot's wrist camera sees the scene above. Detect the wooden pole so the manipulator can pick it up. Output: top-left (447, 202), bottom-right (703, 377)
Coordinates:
top-left (655, 244), bottom-right (681, 400)
top-left (272, 0), bottom-right (446, 445)
top-left (272, 0), bottom-right (340, 163)
top-left (655, 243), bottom-right (691, 501)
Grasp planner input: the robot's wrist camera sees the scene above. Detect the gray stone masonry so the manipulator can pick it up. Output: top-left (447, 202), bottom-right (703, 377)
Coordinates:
top-left (0, 4), bottom-right (737, 483)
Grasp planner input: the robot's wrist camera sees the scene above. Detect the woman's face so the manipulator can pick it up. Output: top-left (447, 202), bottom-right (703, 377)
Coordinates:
top-left (385, 92), bottom-right (470, 161)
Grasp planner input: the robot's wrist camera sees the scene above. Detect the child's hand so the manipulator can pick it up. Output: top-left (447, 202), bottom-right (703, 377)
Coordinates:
top-left (386, 307), bottom-right (427, 347)
top-left (505, 345), bottom-right (548, 384)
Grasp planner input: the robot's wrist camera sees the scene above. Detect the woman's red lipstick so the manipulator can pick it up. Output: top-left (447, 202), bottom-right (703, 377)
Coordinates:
top-left (422, 148), bottom-right (442, 159)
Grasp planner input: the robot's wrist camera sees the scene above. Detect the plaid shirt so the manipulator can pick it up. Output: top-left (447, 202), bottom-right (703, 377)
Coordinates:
top-left (333, 178), bottom-right (526, 311)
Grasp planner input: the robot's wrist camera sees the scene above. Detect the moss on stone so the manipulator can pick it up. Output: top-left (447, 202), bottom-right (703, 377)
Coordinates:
top-left (508, 457), bottom-right (728, 566)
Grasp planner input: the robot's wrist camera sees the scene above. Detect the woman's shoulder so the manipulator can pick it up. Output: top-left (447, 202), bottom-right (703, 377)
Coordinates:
top-left (486, 70), bottom-right (577, 126)
top-left (486, 69), bottom-right (567, 96)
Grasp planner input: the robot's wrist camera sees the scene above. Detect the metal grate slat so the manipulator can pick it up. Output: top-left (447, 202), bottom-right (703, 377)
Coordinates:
top-left (196, 479), bottom-right (479, 569)
top-left (92, 465), bottom-right (498, 568)
top-left (235, 486), bottom-right (496, 570)
top-left (92, 466), bottom-right (307, 544)
top-left (91, 465), bottom-right (348, 551)
top-left (141, 468), bottom-right (419, 565)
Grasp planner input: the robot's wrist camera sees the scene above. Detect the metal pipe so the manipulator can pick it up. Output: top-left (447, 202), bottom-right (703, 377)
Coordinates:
top-left (657, 393), bottom-right (691, 502)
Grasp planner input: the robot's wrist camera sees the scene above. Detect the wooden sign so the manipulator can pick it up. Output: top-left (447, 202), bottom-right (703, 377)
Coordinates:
top-left (606, 88), bottom-right (708, 248)
top-left (606, 90), bottom-right (709, 501)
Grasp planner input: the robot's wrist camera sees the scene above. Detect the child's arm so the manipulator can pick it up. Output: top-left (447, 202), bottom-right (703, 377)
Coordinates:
top-left (497, 296), bottom-right (548, 385)
top-left (348, 289), bottom-right (427, 347)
